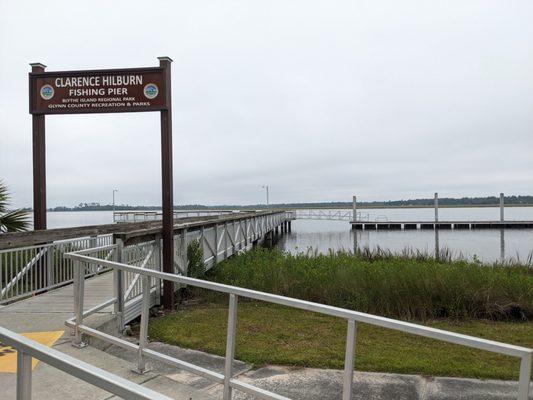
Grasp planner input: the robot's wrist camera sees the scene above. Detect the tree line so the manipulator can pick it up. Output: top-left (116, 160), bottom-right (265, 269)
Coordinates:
top-left (25, 195), bottom-right (533, 212)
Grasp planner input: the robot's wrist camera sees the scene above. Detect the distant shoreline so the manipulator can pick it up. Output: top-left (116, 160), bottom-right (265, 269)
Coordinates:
top-left (41, 203), bottom-right (533, 212)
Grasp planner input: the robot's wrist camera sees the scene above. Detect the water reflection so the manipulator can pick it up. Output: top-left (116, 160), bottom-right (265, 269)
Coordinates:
top-left (500, 229), bottom-right (505, 263)
top-left (432, 228), bottom-right (506, 263)
top-left (435, 229), bottom-right (439, 261)
top-left (277, 220), bottom-right (533, 264)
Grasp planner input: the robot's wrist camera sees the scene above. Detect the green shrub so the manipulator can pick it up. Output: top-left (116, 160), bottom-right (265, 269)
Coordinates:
top-left (186, 239), bottom-right (204, 279)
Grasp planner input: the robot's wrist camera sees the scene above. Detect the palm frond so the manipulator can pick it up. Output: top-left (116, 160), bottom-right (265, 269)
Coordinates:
top-left (0, 209), bottom-right (30, 233)
top-left (0, 180), bottom-right (9, 213)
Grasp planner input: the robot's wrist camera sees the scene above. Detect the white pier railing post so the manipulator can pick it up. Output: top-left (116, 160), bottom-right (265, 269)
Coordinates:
top-left (46, 246), bottom-right (54, 287)
top-left (72, 260), bottom-right (87, 348)
top-left (434, 192), bottom-right (439, 223)
top-left (179, 229), bottom-right (188, 275)
top-left (135, 273), bottom-right (151, 374)
top-left (224, 222), bottom-right (229, 259)
top-left (113, 238), bottom-right (125, 332)
top-left (17, 350), bottom-right (32, 400)
top-left (518, 352), bottom-right (531, 400)
top-left (154, 234), bottom-right (162, 305)
top-left (352, 196), bottom-right (357, 222)
top-left (342, 319), bottom-right (357, 400)
top-left (223, 294), bottom-right (238, 400)
top-left (500, 193), bottom-right (505, 222)
top-left (214, 223), bottom-right (219, 265)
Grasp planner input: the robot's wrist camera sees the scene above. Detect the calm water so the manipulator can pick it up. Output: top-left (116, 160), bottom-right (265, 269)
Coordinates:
top-left (46, 211), bottom-right (115, 228)
top-left (42, 207), bottom-right (533, 263)
top-left (277, 219), bottom-right (533, 263)
top-left (278, 207), bottom-right (533, 263)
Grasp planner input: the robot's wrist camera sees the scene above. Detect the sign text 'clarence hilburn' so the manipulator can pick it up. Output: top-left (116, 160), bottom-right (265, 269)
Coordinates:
top-left (29, 68), bottom-right (167, 115)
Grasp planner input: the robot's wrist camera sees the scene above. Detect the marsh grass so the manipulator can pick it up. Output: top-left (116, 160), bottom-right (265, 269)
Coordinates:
top-left (197, 247), bottom-right (533, 321)
top-left (156, 247), bottom-right (533, 379)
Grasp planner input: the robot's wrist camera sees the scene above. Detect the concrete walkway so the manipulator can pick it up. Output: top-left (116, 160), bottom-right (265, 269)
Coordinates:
top-left (103, 338), bottom-right (532, 400)
top-left (0, 273), bottom-right (215, 399)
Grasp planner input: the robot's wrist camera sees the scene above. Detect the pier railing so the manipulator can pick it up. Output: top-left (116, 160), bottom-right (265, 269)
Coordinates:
top-left (65, 248), bottom-right (532, 400)
top-left (0, 234), bottom-right (113, 304)
top-left (0, 210), bottom-right (290, 317)
top-left (113, 209), bottom-right (238, 223)
top-left (116, 210), bottom-right (290, 324)
top-left (294, 209), bottom-right (369, 221)
top-left (0, 326), bottom-right (172, 400)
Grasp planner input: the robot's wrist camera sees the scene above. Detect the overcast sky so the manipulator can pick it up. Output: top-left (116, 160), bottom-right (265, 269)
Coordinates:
top-left (1, 1), bottom-right (532, 208)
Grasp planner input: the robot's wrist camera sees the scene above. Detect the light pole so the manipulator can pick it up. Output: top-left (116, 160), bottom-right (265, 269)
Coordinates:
top-left (112, 189), bottom-right (119, 222)
top-left (261, 185), bottom-right (269, 208)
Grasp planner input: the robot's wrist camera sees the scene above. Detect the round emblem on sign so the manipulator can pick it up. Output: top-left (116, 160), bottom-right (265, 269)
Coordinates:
top-left (143, 83), bottom-right (159, 99)
top-left (40, 84), bottom-right (54, 100)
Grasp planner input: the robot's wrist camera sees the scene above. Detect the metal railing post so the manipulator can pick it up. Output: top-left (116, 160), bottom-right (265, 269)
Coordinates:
top-left (214, 224), bottom-right (219, 265)
top-left (46, 246), bottom-right (54, 287)
top-left (72, 260), bottom-right (87, 348)
top-left (135, 274), bottom-right (151, 374)
top-left (200, 226), bottom-right (208, 266)
top-left (342, 319), bottom-right (357, 400)
top-left (223, 294), bottom-right (238, 400)
top-left (89, 236), bottom-right (98, 274)
top-left (180, 229), bottom-right (188, 276)
top-left (114, 238), bottom-right (125, 332)
top-left (72, 257), bottom-right (79, 339)
top-left (224, 222), bottom-right (228, 259)
top-left (518, 352), bottom-right (532, 400)
top-left (232, 222), bottom-right (237, 253)
top-left (17, 350), bottom-right (32, 400)
top-left (244, 219), bottom-right (248, 247)
top-left (154, 234), bottom-right (162, 305)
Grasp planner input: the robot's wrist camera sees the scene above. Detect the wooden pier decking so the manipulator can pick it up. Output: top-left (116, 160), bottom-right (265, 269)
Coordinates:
top-left (350, 220), bottom-right (533, 230)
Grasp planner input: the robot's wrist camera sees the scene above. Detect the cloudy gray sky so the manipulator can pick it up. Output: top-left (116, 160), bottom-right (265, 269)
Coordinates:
top-left (1, 1), bottom-right (532, 208)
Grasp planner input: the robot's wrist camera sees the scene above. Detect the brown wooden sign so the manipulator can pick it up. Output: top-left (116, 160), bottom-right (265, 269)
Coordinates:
top-left (28, 58), bottom-right (176, 309)
top-left (29, 67), bottom-right (168, 115)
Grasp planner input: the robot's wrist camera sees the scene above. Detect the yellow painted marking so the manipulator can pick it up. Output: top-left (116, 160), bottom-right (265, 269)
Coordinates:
top-left (0, 331), bottom-right (64, 373)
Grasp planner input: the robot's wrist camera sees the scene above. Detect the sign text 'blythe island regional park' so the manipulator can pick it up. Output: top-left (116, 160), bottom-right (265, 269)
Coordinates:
top-left (28, 57), bottom-right (176, 309)
top-left (29, 67), bottom-right (168, 114)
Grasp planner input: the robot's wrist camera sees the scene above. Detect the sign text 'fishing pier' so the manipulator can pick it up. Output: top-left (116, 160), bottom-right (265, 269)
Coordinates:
top-left (29, 58), bottom-right (176, 309)
top-left (29, 67), bottom-right (167, 115)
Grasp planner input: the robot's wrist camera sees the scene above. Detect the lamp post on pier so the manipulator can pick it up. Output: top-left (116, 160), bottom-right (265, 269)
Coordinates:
top-left (112, 189), bottom-right (118, 222)
top-left (262, 185), bottom-right (269, 208)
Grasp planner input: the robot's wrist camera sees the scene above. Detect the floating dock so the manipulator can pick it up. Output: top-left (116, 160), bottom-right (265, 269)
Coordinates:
top-left (350, 221), bottom-right (533, 230)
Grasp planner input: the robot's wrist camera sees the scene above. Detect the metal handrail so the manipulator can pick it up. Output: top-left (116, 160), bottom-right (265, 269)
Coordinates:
top-left (0, 234), bottom-right (113, 304)
top-left (113, 209), bottom-right (238, 223)
top-left (65, 250), bottom-right (532, 400)
top-left (0, 326), bottom-right (172, 400)
top-left (293, 209), bottom-right (370, 222)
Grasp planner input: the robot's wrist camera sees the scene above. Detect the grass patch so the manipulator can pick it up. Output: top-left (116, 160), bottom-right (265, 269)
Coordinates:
top-left (149, 302), bottom-right (533, 380)
top-left (199, 248), bottom-right (533, 321)
top-left (151, 248), bottom-right (533, 380)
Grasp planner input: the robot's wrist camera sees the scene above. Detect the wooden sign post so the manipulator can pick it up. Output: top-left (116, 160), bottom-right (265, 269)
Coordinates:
top-left (29, 57), bottom-right (176, 309)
